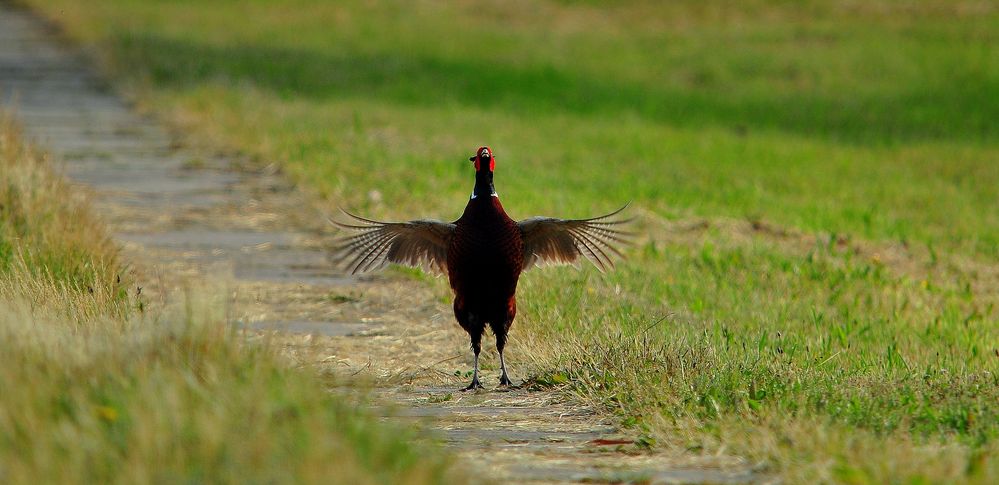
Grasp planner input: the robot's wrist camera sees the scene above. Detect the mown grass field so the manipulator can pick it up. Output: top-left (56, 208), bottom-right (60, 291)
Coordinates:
top-left (21, 0), bottom-right (999, 483)
top-left (0, 115), bottom-right (455, 483)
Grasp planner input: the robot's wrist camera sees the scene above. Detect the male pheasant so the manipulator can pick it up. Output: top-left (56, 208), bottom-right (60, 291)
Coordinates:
top-left (332, 146), bottom-right (631, 390)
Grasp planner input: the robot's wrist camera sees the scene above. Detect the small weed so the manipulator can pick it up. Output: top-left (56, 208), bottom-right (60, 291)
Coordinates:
top-left (427, 393), bottom-right (453, 404)
top-left (531, 371), bottom-right (571, 388)
top-left (634, 434), bottom-right (656, 450)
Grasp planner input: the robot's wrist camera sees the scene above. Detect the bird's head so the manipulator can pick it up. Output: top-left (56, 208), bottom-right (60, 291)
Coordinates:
top-left (469, 146), bottom-right (495, 173)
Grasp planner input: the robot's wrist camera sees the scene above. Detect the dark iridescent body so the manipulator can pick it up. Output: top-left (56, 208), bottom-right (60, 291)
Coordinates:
top-left (333, 146), bottom-right (630, 390)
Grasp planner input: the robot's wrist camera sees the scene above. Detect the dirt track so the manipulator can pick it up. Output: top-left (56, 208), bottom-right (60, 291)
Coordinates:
top-left (0, 4), bottom-right (759, 483)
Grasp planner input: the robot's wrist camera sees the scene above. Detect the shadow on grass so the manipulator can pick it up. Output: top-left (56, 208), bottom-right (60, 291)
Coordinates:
top-left (116, 32), bottom-right (997, 145)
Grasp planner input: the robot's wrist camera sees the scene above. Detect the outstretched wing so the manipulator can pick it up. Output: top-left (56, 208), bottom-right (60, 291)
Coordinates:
top-left (330, 210), bottom-right (455, 275)
top-left (517, 204), bottom-right (633, 272)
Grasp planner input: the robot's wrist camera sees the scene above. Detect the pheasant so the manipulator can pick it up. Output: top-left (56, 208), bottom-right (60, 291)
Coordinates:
top-left (332, 146), bottom-right (631, 390)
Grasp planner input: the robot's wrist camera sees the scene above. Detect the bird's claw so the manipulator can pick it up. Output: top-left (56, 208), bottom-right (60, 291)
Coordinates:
top-left (498, 373), bottom-right (513, 386)
top-left (462, 378), bottom-right (484, 392)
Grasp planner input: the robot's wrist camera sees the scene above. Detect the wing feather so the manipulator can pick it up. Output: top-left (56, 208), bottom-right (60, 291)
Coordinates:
top-left (330, 210), bottom-right (455, 275)
top-left (517, 204), bottom-right (633, 272)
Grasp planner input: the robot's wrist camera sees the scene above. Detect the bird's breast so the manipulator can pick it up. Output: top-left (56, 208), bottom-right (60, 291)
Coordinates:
top-left (449, 221), bottom-right (522, 271)
top-left (447, 203), bottom-right (524, 302)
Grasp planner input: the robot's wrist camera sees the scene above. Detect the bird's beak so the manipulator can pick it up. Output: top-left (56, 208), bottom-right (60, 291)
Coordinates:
top-left (469, 156), bottom-right (476, 162)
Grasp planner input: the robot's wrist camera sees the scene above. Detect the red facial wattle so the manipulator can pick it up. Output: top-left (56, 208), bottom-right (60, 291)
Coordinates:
top-left (473, 147), bottom-right (494, 172)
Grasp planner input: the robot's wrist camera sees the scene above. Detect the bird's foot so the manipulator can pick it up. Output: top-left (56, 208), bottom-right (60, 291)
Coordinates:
top-left (461, 377), bottom-right (484, 392)
top-left (498, 372), bottom-right (513, 387)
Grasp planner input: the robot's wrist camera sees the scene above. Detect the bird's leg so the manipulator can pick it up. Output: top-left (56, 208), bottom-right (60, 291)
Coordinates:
top-left (498, 351), bottom-right (512, 386)
top-left (462, 338), bottom-right (483, 391)
top-left (496, 328), bottom-right (512, 386)
top-left (463, 353), bottom-right (482, 391)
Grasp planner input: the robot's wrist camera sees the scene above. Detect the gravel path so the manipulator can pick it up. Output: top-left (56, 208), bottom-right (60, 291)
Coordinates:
top-left (0, 4), bottom-right (760, 483)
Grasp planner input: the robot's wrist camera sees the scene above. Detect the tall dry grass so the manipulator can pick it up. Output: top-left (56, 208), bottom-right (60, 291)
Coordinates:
top-left (0, 114), bottom-right (126, 320)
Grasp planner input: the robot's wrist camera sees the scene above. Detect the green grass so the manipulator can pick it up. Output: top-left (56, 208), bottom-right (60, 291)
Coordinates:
top-left (22, 0), bottom-right (999, 482)
top-left (0, 115), bottom-right (456, 483)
